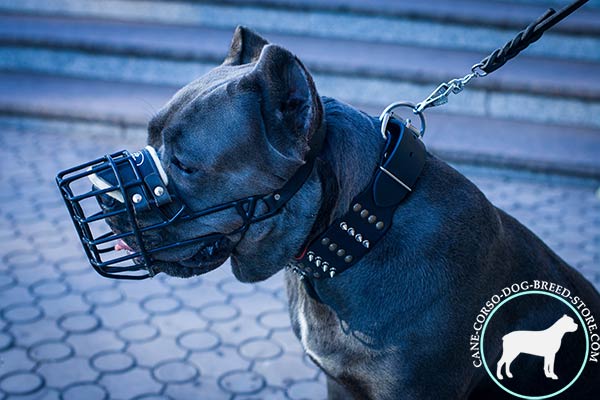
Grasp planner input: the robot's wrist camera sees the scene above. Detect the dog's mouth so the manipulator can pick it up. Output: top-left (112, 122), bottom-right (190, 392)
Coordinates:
top-left (115, 235), bottom-right (233, 278)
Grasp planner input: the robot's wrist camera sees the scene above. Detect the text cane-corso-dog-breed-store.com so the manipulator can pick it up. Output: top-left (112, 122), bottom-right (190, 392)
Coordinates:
top-left (57, 27), bottom-right (600, 399)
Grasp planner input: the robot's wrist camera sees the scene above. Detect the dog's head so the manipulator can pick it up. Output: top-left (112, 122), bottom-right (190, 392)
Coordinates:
top-left (102, 27), bottom-right (325, 282)
top-left (558, 314), bottom-right (578, 332)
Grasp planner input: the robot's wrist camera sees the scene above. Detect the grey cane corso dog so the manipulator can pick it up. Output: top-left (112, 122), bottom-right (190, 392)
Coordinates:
top-left (110, 27), bottom-right (600, 399)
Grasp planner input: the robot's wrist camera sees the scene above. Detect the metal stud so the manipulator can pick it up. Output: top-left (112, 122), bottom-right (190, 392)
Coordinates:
top-left (368, 215), bottom-right (377, 224)
top-left (348, 227), bottom-right (355, 236)
top-left (340, 222), bottom-right (348, 231)
top-left (329, 269), bottom-right (336, 278)
top-left (315, 257), bottom-right (322, 267)
top-left (322, 262), bottom-right (329, 272)
top-left (355, 234), bottom-right (363, 242)
top-left (132, 194), bottom-right (143, 204)
top-left (362, 240), bottom-right (370, 248)
top-left (274, 193), bottom-right (281, 201)
top-left (336, 249), bottom-right (346, 257)
top-left (328, 243), bottom-right (338, 251)
top-left (321, 237), bottom-right (330, 245)
top-left (153, 186), bottom-right (164, 197)
top-left (344, 255), bottom-right (353, 263)
top-left (376, 221), bottom-right (385, 230)
top-left (352, 203), bottom-right (362, 212)
top-left (360, 209), bottom-right (369, 218)
top-left (308, 252), bottom-right (315, 262)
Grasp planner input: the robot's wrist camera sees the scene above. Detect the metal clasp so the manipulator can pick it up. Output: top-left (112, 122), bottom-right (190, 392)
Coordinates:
top-left (378, 102), bottom-right (426, 139)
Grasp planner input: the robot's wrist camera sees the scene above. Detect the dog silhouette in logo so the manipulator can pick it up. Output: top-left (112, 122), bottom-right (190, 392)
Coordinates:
top-left (496, 314), bottom-right (578, 381)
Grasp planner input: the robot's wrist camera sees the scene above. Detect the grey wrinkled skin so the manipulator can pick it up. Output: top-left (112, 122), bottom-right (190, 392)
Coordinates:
top-left (110, 27), bottom-right (600, 399)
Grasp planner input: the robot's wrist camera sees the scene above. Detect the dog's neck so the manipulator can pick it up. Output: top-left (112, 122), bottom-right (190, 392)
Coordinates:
top-left (318, 97), bottom-right (386, 225)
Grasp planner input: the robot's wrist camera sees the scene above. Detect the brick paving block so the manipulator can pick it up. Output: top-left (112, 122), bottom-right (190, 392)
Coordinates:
top-left (67, 329), bottom-right (125, 358)
top-left (83, 286), bottom-right (126, 308)
top-left (37, 357), bottom-right (98, 389)
top-left (93, 300), bottom-right (147, 329)
top-left (0, 348), bottom-right (35, 377)
top-left (198, 303), bottom-right (240, 324)
top-left (0, 370), bottom-right (45, 397)
top-left (62, 271), bottom-right (116, 294)
top-left (165, 378), bottom-right (229, 400)
top-left (286, 379), bottom-right (328, 400)
top-left (229, 292), bottom-right (286, 318)
top-left (99, 369), bottom-right (162, 400)
top-left (141, 294), bottom-right (183, 316)
top-left (91, 351), bottom-right (136, 374)
top-left (38, 293), bottom-right (90, 319)
top-left (188, 347), bottom-right (250, 379)
top-left (118, 278), bottom-right (171, 302)
top-left (1, 303), bottom-right (43, 325)
top-left (0, 331), bottom-right (14, 352)
top-left (117, 322), bottom-right (159, 344)
top-left (30, 279), bottom-right (70, 300)
top-left (152, 359), bottom-right (199, 385)
top-left (127, 335), bottom-right (186, 368)
top-left (10, 317), bottom-right (64, 347)
top-left (61, 382), bottom-right (108, 400)
top-left (238, 337), bottom-right (283, 362)
top-left (270, 328), bottom-right (304, 356)
top-left (211, 315), bottom-right (270, 347)
top-left (175, 329), bottom-right (221, 354)
top-left (218, 370), bottom-right (266, 396)
top-left (151, 309), bottom-right (208, 337)
top-left (235, 386), bottom-right (289, 400)
top-left (252, 354), bottom-right (319, 389)
top-left (257, 309), bottom-right (292, 331)
top-left (28, 340), bottom-right (74, 363)
top-left (175, 285), bottom-right (228, 310)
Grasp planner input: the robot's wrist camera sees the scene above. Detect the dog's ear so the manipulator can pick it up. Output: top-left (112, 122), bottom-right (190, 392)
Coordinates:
top-left (243, 44), bottom-right (323, 162)
top-left (223, 26), bottom-right (269, 66)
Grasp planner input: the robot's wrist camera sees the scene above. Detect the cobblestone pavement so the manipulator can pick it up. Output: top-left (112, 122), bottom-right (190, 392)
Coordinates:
top-left (0, 128), bottom-right (599, 400)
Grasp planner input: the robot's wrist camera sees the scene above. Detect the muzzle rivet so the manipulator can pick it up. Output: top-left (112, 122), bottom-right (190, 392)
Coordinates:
top-left (360, 209), bottom-right (369, 218)
top-left (336, 249), bottom-right (346, 257)
top-left (368, 215), bottom-right (377, 224)
top-left (328, 243), bottom-right (338, 251)
top-left (376, 221), bottom-right (385, 230)
top-left (132, 194), bottom-right (143, 204)
top-left (274, 193), bottom-right (281, 201)
top-left (352, 203), bottom-right (362, 212)
top-left (321, 237), bottom-right (330, 245)
top-left (154, 186), bottom-right (164, 196)
top-left (344, 255), bottom-right (353, 263)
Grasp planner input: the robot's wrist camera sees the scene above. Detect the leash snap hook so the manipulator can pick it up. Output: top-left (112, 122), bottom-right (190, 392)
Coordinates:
top-left (379, 101), bottom-right (426, 139)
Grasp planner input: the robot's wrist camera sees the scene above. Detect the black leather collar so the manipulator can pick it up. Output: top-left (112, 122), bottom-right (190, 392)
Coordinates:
top-left (292, 117), bottom-right (426, 280)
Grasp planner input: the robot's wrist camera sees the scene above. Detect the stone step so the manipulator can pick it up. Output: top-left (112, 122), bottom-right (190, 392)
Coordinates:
top-left (1, 15), bottom-right (599, 130)
top-left (169, 0), bottom-right (600, 35)
top-left (0, 0), bottom-right (598, 63)
top-left (1, 71), bottom-right (599, 178)
top-left (2, 14), bottom-right (599, 101)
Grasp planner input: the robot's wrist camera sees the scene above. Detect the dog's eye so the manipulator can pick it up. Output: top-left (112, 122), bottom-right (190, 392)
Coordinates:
top-left (171, 156), bottom-right (196, 174)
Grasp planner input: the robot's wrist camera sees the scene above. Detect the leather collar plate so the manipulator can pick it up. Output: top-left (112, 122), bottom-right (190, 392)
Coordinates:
top-left (294, 118), bottom-right (426, 280)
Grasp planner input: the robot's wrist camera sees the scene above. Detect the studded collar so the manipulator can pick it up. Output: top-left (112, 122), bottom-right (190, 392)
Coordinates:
top-left (290, 117), bottom-right (426, 280)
